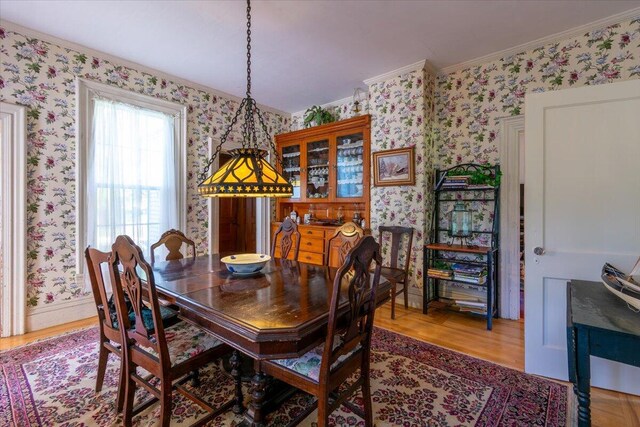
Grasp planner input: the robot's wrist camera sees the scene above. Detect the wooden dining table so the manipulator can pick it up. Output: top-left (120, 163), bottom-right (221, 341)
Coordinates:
top-left (151, 254), bottom-right (390, 427)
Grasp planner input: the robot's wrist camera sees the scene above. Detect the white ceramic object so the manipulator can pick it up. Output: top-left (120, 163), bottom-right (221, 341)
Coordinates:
top-left (601, 273), bottom-right (640, 312)
top-left (221, 253), bottom-right (271, 274)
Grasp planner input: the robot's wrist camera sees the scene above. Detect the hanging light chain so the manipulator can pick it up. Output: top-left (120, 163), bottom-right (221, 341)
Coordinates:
top-left (199, 98), bottom-right (247, 183)
top-left (255, 107), bottom-right (283, 172)
top-left (246, 0), bottom-right (252, 97)
top-left (199, 0), bottom-right (291, 195)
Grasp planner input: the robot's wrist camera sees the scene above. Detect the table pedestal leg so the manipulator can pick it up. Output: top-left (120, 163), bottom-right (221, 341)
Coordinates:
top-left (230, 350), bottom-right (244, 415)
top-left (244, 370), bottom-right (267, 427)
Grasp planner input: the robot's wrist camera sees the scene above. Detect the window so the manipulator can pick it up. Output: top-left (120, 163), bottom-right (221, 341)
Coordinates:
top-left (77, 79), bottom-right (186, 283)
top-left (89, 98), bottom-right (177, 253)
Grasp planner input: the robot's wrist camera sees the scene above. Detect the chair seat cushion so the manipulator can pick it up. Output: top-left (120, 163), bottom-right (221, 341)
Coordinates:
top-left (270, 336), bottom-right (361, 382)
top-left (380, 267), bottom-right (406, 283)
top-left (144, 320), bottom-right (224, 367)
top-left (108, 294), bottom-right (178, 331)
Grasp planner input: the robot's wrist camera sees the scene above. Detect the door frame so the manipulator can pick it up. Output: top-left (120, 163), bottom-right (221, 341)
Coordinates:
top-left (499, 115), bottom-right (525, 320)
top-left (0, 102), bottom-right (27, 337)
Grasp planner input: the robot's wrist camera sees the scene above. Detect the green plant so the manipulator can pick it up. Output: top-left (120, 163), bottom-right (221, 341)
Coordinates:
top-left (433, 260), bottom-right (452, 270)
top-left (447, 168), bottom-right (502, 187)
top-left (303, 106), bottom-right (336, 128)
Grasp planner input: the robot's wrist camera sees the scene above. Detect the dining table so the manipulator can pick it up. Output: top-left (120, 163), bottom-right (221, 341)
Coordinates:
top-left (151, 254), bottom-right (390, 427)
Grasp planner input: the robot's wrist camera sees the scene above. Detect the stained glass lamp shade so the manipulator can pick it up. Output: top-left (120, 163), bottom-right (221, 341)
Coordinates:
top-left (199, 148), bottom-right (293, 197)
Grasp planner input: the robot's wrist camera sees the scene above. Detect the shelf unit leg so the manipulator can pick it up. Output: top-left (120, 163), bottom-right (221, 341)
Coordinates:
top-left (487, 251), bottom-right (493, 330)
top-left (423, 246), bottom-right (429, 314)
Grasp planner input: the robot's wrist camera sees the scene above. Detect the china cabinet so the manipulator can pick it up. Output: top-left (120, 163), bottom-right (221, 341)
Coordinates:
top-left (272, 116), bottom-right (370, 266)
top-left (274, 115), bottom-right (371, 227)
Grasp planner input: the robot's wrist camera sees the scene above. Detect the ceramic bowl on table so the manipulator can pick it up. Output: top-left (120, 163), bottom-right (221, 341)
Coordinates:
top-left (221, 253), bottom-right (271, 275)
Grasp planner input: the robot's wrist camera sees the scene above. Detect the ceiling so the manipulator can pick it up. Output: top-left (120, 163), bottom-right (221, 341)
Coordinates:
top-left (1, 1), bottom-right (639, 113)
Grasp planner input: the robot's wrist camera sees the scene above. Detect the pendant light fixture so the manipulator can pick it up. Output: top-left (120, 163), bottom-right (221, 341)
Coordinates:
top-left (198, 0), bottom-right (293, 198)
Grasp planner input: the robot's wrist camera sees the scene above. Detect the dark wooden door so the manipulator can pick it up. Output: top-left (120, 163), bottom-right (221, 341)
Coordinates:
top-left (241, 198), bottom-right (256, 252)
top-left (218, 153), bottom-right (256, 253)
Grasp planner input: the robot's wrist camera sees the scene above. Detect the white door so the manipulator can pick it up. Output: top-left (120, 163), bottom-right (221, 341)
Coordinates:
top-left (524, 79), bottom-right (640, 395)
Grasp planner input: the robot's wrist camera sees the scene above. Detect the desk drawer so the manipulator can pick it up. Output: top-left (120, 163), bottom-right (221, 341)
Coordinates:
top-left (298, 251), bottom-right (323, 265)
top-left (300, 228), bottom-right (324, 239)
top-left (299, 237), bottom-right (324, 253)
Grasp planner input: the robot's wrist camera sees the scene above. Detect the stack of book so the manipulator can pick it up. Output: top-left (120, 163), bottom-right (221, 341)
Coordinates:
top-left (452, 263), bottom-right (487, 285)
top-left (441, 175), bottom-right (469, 189)
top-left (454, 300), bottom-right (487, 314)
top-left (427, 268), bottom-right (452, 280)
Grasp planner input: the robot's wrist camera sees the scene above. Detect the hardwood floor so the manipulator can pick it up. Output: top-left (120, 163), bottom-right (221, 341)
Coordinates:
top-left (0, 316), bottom-right (99, 350)
top-left (1, 307), bottom-right (639, 426)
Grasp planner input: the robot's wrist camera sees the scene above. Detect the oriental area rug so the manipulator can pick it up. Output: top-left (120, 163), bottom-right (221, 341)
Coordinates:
top-left (1, 327), bottom-right (572, 426)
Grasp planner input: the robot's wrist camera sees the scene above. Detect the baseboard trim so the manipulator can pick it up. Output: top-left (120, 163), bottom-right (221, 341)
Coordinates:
top-left (26, 295), bottom-right (95, 332)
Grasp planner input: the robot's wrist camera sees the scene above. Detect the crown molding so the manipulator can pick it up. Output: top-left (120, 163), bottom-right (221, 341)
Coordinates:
top-left (291, 59), bottom-right (434, 117)
top-left (321, 94), bottom-right (354, 110)
top-left (363, 59), bottom-right (429, 86)
top-left (291, 94), bottom-right (356, 118)
top-left (0, 19), bottom-right (290, 117)
top-left (440, 7), bottom-right (640, 75)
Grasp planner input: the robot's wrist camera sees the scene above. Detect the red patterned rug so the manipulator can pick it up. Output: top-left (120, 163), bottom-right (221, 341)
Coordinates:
top-left (0, 327), bottom-right (572, 426)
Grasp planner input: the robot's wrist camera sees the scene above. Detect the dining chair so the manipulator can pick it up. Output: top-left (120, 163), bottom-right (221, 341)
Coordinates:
top-left (150, 229), bottom-right (196, 264)
top-left (325, 221), bottom-right (364, 267)
top-left (107, 235), bottom-right (233, 427)
top-left (271, 217), bottom-right (301, 260)
top-left (260, 235), bottom-right (383, 427)
top-left (378, 226), bottom-right (414, 319)
top-left (84, 247), bottom-right (180, 412)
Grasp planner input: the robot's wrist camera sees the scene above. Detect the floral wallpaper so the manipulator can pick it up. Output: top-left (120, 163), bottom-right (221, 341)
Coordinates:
top-left (290, 16), bottom-right (640, 308)
top-left (292, 69), bottom-right (436, 303)
top-left (2, 15), bottom-right (637, 312)
top-left (0, 26), bottom-right (288, 307)
top-left (434, 17), bottom-right (640, 168)
top-left (368, 69), bottom-right (434, 301)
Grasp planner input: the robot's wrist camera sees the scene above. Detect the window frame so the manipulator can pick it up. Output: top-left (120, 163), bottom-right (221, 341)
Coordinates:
top-left (76, 78), bottom-right (187, 284)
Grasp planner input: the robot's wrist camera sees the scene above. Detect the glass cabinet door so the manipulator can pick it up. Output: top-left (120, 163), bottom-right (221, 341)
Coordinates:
top-left (306, 139), bottom-right (330, 200)
top-left (336, 133), bottom-right (364, 199)
top-left (281, 144), bottom-right (301, 199)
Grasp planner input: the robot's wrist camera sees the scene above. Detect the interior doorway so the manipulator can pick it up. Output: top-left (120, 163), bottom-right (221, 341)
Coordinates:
top-left (499, 115), bottom-right (525, 320)
top-left (218, 152), bottom-right (256, 254)
top-left (518, 133), bottom-right (525, 319)
top-left (0, 102), bottom-right (27, 337)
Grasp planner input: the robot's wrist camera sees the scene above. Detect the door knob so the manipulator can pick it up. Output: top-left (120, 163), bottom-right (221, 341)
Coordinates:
top-left (533, 247), bottom-right (545, 256)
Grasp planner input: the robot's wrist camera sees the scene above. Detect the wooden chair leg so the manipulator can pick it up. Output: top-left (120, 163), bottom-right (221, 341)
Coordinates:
top-left (390, 281), bottom-right (397, 320)
top-left (362, 356), bottom-right (374, 426)
top-left (190, 369), bottom-right (200, 387)
top-left (95, 342), bottom-right (109, 392)
top-left (362, 379), bottom-right (374, 427)
top-left (317, 393), bottom-right (329, 427)
top-left (159, 382), bottom-right (173, 427)
top-left (403, 280), bottom-right (409, 309)
top-left (116, 355), bottom-right (126, 412)
top-left (122, 367), bottom-right (136, 427)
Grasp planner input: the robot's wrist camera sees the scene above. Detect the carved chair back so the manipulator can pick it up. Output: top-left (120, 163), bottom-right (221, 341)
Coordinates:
top-left (85, 247), bottom-right (119, 339)
top-left (326, 221), bottom-right (364, 267)
top-left (320, 235), bottom-right (382, 383)
top-left (108, 235), bottom-right (172, 371)
top-left (150, 229), bottom-right (196, 264)
top-left (271, 217), bottom-right (301, 260)
top-left (378, 225), bottom-right (414, 273)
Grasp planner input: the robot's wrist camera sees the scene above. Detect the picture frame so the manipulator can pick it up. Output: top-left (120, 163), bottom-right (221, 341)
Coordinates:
top-left (372, 146), bottom-right (415, 186)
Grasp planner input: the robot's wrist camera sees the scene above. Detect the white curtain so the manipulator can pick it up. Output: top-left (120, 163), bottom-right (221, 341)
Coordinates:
top-left (87, 97), bottom-right (178, 259)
